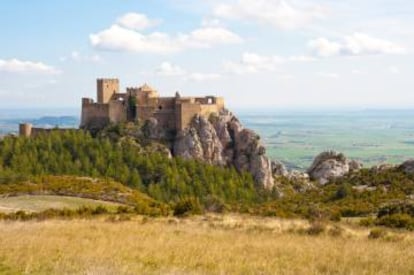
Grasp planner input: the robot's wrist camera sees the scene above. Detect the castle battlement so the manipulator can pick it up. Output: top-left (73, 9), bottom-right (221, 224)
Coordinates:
top-left (80, 78), bottom-right (225, 131)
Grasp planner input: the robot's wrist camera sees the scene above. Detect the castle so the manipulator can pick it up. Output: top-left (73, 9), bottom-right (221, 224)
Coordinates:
top-left (80, 78), bottom-right (225, 132)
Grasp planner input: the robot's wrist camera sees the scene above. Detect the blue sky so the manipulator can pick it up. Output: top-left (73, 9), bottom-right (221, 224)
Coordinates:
top-left (1, 0), bottom-right (414, 109)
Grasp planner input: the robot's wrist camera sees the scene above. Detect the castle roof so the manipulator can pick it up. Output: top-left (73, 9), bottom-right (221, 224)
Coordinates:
top-left (139, 83), bottom-right (156, 92)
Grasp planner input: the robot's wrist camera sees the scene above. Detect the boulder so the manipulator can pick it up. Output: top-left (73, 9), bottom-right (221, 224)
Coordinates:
top-left (272, 160), bottom-right (288, 177)
top-left (307, 151), bottom-right (362, 185)
top-left (370, 163), bottom-right (395, 173)
top-left (399, 160), bottom-right (414, 174)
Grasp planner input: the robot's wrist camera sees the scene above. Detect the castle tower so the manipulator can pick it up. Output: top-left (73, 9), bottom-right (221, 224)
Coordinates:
top-left (97, 78), bottom-right (119, 104)
top-left (19, 123), bottom-right (32, 137)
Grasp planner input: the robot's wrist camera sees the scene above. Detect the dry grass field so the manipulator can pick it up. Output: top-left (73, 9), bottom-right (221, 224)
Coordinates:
top-left (0, 215), bottom-right (413, 274)
top-left (0, 195), bottom-right (123, 213)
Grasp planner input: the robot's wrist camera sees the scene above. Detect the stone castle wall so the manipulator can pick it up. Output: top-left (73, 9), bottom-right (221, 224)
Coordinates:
top-left (176, 102), bottom-right (202, 131)
top-left (81, 102), bottom-right (110, 129)
top-left (97, 78), bottom-right (119, 104)
top-left (81, 79), bottom-right (225, 132)
top-left (19, 123), bottom-right (74, 137)
top-left (108, 101), bottom-right (127, 124)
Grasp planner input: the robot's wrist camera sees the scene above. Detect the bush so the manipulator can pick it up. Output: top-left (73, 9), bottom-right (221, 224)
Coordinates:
top-left (359, 217), bottom-right (375, 227)
top-left (204, 196), bottom-right (227, 213)
top-left (369, 228), bottom-right (387, 239)
top-left (328, 225), bottom-right (344, 237)
top-left (334, 183), bottom-right (352, 200)
top-left (375, 214), bottom-right (414, 230)
top-left (92, 205), bottom-right (109, 215)
top-left (378, 202), bottom-right (414, 218)
top-left (306, 222), bottom-right (326, 235)
top-left (117, 206), bottom-right (131, 214)
top-left (173, 197), bottom-right (204, 217)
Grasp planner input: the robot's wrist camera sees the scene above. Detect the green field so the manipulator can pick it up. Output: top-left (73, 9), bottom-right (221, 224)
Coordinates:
top-left (239, 109), bottom-right (414, 169)
top-left (0, 195), bottom-right (123, 213)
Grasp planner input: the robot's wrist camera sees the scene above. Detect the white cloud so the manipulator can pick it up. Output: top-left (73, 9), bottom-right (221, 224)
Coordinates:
top-left (351, 69), bottom-right (364, 75)
top-left (156, 62), bottom-right (221, 81)
top-left (223, 52), bottom-right (284, 74)
top-left (289, 55), bottom-right (317, 62)
top-left (0, 59), bottom-right (60, 74)
top-left (317, 72), bottom-right (339, 79)
top-left (188, 73), bottom-right (221, 81)
top-left (309, 33), bottom-right (406, 57)
top-left (66, 51), bottom-right (102, 63)
top-left (213, 0), bottom-right (326, 30)
top-left (117, 12), bottom-right (160, 31)
top-left (389, 66), bottom-right (400, 74)
top-left (181, 27), bottom-right (242, 48)
top-left (308, 38), bottom-right (342, 57)
top-left (90, 23), bottom-right (242, 54)
top-left (90, 25), bottom-right (179, 54)
top-left (156, 62), bottom-right (186, 76)
top-left (344, 33), bottom-right (406, 55)
top-left (201, 18), bottom-right (222, 27)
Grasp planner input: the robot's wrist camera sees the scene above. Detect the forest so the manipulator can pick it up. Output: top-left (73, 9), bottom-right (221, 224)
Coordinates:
top-left (0, 130), bottom-right (413, 229)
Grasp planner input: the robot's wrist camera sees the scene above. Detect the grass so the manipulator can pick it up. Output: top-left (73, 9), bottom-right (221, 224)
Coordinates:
top-left (0, 175), bottom-right (170, 216)
top-left (0, 215), bottom-right (413, 274)
top-left (0, 195), bottom-right (123, 213)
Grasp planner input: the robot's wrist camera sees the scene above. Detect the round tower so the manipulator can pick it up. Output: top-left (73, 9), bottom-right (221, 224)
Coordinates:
top-left (19, 123), bottom-right (32, 137)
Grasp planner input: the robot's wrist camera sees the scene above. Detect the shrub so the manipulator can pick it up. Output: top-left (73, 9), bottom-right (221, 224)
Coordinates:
top-left (334, 183), bottom-right (352, 200)
top-left (306, 222), bottom-right (326, 235)
top-left (92, 205), bottom-right (109, 215)
top-left (173, 197), bottom-right (204, 217)
top-left (328, 225), bottom-right (344, 237)
top-left (375, 214), bottom-right (414, 230)
top-left (378, 202), bottom-right (414, 218)
top-left (305, 205), bottom-right (323, 221)
top-left (359, 217), bottom-right (375, 227)
top-left (329, 211), bottom-right (342, 222)
top-left (204, 196), bottom-right (227, 213)
top-left (117, 205), bottom-right (131, 214)
top-left (369, 228), bottom-right (387, 239)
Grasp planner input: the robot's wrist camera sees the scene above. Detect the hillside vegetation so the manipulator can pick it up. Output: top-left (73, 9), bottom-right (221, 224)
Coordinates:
top-left (1, 131), bottom-right (414, 230)
top-left (0, 131), bottom-right (260, 207)
top-left (0, 195), bottom-right (123, 213)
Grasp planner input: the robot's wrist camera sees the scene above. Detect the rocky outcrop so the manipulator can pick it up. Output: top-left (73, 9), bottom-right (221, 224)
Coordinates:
top-left (174, 110), bottom-right (275, 189)
top-left (307, 151), bottom-right (362, 185)
top-left (370, 163), bottom-right (395, 173)
top-left (399, 160), bottom-right (414, 174)
top-left (272, 160), bottom-right (288, 177)
top-left (174, 115), bottom-right (224, 165)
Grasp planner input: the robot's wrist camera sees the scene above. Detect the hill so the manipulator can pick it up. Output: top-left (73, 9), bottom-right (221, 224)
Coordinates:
top-left (0, 195), bottom-right (123, 213)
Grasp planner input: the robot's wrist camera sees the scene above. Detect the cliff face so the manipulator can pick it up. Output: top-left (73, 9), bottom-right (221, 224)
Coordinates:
top-left (173, 110), bottom-right (275, 189)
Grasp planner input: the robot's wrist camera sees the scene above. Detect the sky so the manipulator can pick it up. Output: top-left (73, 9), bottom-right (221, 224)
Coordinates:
top-left (0, 0), bottom-right (414, 110)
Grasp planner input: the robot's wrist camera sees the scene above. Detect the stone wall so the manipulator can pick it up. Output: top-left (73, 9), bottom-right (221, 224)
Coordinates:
top-left (176, 102), bottom-right (202, 131)
top-left (97, 78), bottom-right (119, 104)
top-left (108, 101), bottom-right (127, 124)
top-left (80, 103), bottom-right (110, 129)
top-left (19, 123), bottom-right (75, 137)
top-left (19, 123), bottom-right (32, 137)
top-left (82, 79), bottom-right (226, 132)
top-left (200, 104), bottom-right (221, 117)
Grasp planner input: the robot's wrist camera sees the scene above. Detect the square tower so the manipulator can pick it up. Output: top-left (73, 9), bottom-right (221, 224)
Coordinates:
top-left (97, 78), bottom-right (119, 104)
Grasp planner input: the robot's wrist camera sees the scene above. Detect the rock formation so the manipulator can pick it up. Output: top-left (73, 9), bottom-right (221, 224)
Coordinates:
top-left (399, 160), bottom-right (414, 174)
top-left (307, 151), bottom-right (362, 185)
top-left (174, 109), bottom-right (275, 189)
